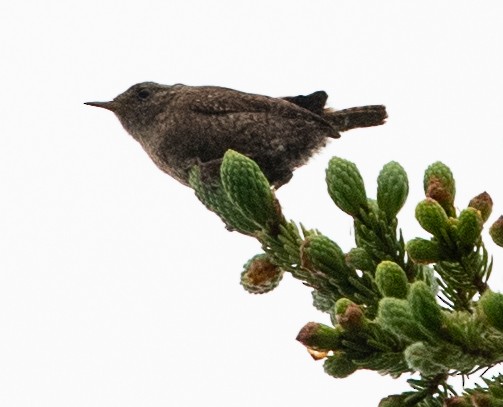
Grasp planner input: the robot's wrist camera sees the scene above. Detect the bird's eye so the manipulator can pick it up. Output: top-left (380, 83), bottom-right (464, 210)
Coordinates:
top-left (137, 89), bottom-right (151, 100)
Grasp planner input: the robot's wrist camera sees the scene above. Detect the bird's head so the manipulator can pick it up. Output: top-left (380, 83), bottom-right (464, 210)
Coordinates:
top-left (85, 82), bottom-right (171, 140)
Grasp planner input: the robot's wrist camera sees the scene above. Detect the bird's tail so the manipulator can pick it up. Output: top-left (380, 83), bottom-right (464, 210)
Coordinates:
top-left (323, 105), bottom-right (387, 133)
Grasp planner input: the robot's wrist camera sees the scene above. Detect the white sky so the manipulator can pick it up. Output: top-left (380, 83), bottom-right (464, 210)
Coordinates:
top-left (1, 1), bottom-right (503, 406)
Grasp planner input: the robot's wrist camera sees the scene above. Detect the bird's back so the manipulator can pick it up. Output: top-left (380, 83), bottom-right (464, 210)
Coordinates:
top-left (150, 85), bottom-right (339, 187)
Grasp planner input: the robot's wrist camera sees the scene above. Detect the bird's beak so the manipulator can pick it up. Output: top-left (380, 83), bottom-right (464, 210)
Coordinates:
top-left (84, 101), bottom-right (117, 111)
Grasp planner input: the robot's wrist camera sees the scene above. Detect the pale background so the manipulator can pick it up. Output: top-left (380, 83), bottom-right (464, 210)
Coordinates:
top-left (1, 1), bottom-right (503, 406)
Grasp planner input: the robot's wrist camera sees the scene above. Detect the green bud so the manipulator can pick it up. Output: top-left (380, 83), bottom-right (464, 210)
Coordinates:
top-left (189, 166), bottom-right (259, 235)
top-left (406, 238), bottom-right (443, 264)
top-left (490, 216), bottom-right (503, 247)
top-left (456, 207), bottom-right (483, 247)
top-left (345, 247), bottom-right (375, 272)
top-left (221, 150), bottom-right (280, 231)
top-left (323, 352), bottom-right (358, 378)
top-left (240, 254), bottom-right (284, 294)
top-left (468, 191), bottom-right (493, 223)
top-left (377, 161), bottom-right (409, 220)
top-left (415, 198), bottom-right (450, 240)
top-left (301, 234), bottom-right (347, 278)
top-left (296, 322), bottom-right (342, 351)
top-left (404, 342), bottom-right (446, 376)
top-left (326, 157), bottom-right (367, 217)
top-left (479, 290), bottom-right (503, 332)
top-left (424, 161), bottom-right (456, 217)
top-left (375, 261), bottom-right (408, 298)
top-left (408, 281), bottom-right (443, 334)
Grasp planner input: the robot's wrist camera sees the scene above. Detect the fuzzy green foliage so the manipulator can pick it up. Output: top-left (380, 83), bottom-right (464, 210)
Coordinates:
top-left (189, 153), bottom-right (503, 406)
top-left (479, 290), bottom-right (503, 332)
top-left (375, 261), bottom-right (409, 298)
top-left (456, 208), bottom-right (484, 248)
top-left (189, 166), bottom-right (260, 235)
top-left (327, 157), bottom-right (368, 217)
top-left (377, 161), bottom-right (409, 221)
top-left (406, 238), bottom-right (444, 264)
top-left (415, 198), bottom-right (451, 245)
top-left (220, 150), bottom-right (279, 231)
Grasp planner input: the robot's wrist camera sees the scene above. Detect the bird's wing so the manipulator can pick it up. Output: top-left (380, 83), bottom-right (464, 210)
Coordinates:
top-left (182, 86), bottom-right (339, 141)
top-left (186, 86), bottom-right (329, 122)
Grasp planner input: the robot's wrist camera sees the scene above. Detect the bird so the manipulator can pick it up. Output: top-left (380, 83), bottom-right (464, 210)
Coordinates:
top-left (86, 82), bottom-right (387, 188)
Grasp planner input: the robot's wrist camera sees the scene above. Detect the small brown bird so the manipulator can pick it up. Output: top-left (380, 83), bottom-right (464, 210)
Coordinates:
top-left (86, 83), bottom-right (386, 188)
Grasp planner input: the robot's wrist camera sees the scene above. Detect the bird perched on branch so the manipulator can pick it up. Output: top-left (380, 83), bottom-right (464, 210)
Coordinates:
top-left (86, 82), bottom-right (387, 188)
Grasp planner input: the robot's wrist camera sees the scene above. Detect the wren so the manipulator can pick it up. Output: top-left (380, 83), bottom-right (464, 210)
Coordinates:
top-left (86, 82), bottom-right (386, 188)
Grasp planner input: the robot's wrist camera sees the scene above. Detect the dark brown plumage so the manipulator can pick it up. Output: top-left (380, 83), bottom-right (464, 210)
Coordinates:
top-left (86, 82), bottom-right (387, 188)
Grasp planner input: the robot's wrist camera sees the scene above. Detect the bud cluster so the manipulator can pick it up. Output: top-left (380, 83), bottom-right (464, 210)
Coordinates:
top-left (188, 152), bottom-right (503, 405)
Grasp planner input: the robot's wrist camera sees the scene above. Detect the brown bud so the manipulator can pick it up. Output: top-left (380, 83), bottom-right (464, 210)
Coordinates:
top-left (337, 303), bottom-right (365, 331)
top-left (240, 254), bottom-right (284, 294)
top-left (468, 191), bottom-right (493, 222)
